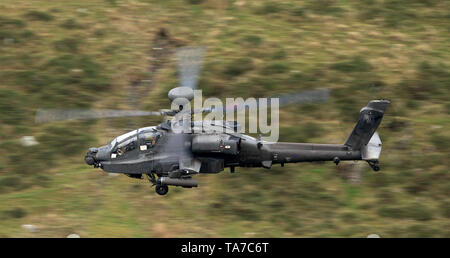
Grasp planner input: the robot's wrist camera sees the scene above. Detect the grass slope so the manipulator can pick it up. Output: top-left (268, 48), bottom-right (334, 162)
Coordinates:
top-left (0, 0), bottom-right (448, 237)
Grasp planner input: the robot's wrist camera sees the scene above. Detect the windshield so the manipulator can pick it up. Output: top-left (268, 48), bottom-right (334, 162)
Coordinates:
top-left (116, 130), bottom-right (137, 143)
top-left (109, 129), bottom-right (138, 155)
top-left (109, 130), bottom-right (137, 147)
top-left (116, 136), bottom-right (137, 154)
top-left (109, 138), bottom-right (117, 149)
top-left (138, 127), bottom-right (161, 149)
top-left (109, 128), bottom-right (161, 155)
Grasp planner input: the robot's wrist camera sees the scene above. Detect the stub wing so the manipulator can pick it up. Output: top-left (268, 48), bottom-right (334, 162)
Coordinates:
top-left (180, 158), bottom-right (202, 173)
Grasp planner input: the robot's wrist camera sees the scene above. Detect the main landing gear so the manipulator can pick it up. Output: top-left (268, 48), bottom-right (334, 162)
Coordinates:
top-left (155, 184), bottom-right (169, 195)
top-left (146, 173), bottom-right (169, 196)
top-left (146, 171), bottom-right (199, 196)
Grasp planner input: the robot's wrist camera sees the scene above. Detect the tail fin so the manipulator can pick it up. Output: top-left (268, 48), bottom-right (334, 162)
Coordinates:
top-left (345, 100), bottom-right (390, 150)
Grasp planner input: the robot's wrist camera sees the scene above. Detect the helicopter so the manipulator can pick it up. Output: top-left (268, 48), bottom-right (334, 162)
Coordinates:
top-left (36, 47), bottom-right (389, 195)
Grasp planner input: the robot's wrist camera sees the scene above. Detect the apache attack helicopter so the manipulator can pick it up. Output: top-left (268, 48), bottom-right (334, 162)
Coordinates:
top-left (36, 47), bottom-right (389, 195)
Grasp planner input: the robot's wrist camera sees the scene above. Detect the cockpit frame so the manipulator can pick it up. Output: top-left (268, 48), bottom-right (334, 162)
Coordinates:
top-left (109, 127), bottom-right (161, 157)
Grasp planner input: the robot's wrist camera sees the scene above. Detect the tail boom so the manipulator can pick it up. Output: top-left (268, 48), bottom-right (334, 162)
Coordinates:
top-left (267, 143), bottom-right (360, 164)
top-left (264, 100), bottom-right (389, 170)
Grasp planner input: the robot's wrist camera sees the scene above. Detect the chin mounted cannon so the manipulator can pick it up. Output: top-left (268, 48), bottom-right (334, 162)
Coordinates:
top-left (85, 147), bottom-right (98, 166)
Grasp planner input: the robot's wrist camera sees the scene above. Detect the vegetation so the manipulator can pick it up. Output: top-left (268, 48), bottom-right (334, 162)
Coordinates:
top-left (0, 0), bottom-right (448, 237)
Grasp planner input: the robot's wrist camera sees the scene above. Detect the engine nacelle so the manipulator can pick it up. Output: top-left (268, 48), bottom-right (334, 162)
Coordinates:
top-left (191, 134), bottom-right (239, 155)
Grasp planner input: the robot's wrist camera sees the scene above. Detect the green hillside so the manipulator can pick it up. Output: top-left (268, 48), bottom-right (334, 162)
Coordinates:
top-left (0, 0), bottom-right (449, 237)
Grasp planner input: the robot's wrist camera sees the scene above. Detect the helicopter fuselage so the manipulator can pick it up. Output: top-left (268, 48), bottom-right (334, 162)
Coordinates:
top-left (84, 99), bottom-right (388, 195)
top-left (86, 126), bottom-right (362, 176)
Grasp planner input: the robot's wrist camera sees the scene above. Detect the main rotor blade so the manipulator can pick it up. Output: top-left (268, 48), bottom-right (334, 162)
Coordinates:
top-left (176, 46), bottom-right (205, 89)
top-left (35, 109), bottom-right (162, 123)
top-left (276, 88), bottom-right (330, 107)
top-left (188, 88), bottom-right (330, 115)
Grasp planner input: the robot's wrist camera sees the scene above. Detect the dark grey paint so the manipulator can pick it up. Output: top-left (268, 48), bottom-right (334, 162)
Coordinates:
top-left (84, 100), bottom-right (389, 194)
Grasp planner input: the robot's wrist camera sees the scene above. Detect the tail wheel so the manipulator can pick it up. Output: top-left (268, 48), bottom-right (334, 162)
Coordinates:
top-left (367, 160), bottom-right (380, 172)
top-left (155, 184), bottom-right (169, 195)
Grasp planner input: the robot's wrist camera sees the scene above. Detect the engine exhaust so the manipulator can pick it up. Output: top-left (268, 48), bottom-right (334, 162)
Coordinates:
top-left (158, 177), bottom-right (198, 188)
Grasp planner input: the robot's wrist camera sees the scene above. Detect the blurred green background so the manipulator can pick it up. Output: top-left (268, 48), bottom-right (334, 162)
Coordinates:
top-left (0, 0), bottom-right (449, 237)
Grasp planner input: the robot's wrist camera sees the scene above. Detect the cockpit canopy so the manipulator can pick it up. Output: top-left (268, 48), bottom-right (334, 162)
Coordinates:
top-left (110, 127), bottom-right (161, 156)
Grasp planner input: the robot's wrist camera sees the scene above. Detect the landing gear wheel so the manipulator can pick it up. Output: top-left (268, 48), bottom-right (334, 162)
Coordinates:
top-left (367, 160), bottom-right (380, 172)
top-left (155, 184), bottom-right (169, 195)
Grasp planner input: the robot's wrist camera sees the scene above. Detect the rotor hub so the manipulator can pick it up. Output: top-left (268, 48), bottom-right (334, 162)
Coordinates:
top-left (168, 86), bottom-right (194, 106)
